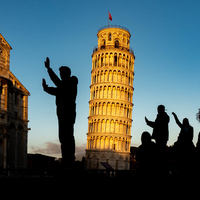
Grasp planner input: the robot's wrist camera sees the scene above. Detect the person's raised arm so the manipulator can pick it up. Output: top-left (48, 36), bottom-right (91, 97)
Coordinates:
top-left (44, 57), bottom-right (61, 87)
top-left (172, 112), bottom-right (182, 128)
top-left (42, 78), bottom-right (57, 96)
top-left (145, 116), bottom-right (155, 128)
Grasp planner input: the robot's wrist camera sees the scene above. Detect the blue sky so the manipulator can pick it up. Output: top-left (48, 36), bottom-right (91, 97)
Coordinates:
top-left (1, 0), bottom-right (200, 160)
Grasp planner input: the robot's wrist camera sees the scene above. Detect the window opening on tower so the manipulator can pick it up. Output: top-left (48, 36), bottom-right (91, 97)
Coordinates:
top-left (115, 40), bottom-right (119, 48)
top-left (114, 56), bottom-right (117, 65)
top-left (101, 39), bottom-right (105, 49)
top-left (108, 33), bottom-right (112, 41)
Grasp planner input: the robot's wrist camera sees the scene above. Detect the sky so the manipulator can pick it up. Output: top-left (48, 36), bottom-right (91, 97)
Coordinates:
top-left (1, 0), bottom-right (200, 160)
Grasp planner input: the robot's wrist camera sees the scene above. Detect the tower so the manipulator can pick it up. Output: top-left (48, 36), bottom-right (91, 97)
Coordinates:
top-left (0, 33), bottom-right (30, 169)
top-left (85, 26), bottom-right (135, 170)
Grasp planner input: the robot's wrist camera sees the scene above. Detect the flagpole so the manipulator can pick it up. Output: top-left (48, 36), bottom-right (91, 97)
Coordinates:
top-left (108, 10), bottom-right (109, 27)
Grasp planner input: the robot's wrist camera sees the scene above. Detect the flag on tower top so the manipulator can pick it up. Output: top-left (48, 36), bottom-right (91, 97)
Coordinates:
top-left (109, 11), bottom-right (112, 21)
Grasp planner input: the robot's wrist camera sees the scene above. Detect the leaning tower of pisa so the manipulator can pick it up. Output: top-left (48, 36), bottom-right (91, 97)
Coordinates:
top-left (85, 25), bottom-right (135, 170)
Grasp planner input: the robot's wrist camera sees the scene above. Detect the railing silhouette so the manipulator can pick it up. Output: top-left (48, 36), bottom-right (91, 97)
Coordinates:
top-left (93, 45), bottom-right (134, 55)
top-left (98, 25), bottom-right (130, 33)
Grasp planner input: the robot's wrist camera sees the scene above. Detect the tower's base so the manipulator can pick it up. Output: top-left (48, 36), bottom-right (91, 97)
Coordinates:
top-left (85, 150), bottom-right (130, 170)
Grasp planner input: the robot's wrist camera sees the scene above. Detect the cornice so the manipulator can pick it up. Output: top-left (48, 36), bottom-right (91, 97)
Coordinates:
top-left (87, 132), bottom-right (132, 139)
top-left (87, 115), bottom-right (133, 123)
top-left (0, 34), bottom-right (12, 50)
top-left (89, 99), bottom-right (133, 106)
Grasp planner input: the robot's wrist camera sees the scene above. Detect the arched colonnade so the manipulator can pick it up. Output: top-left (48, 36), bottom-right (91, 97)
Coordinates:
top-left (90, 84), bottom-right (133, 102)
top-left (92, 51), bottom-right (134, 71)
top-left (88, 118), bottom-right (132, 136)
top-left (91, 69), bottom-right (134, 87)
top-left (87, 135), bottom-right (131, 152)
top-left (89, 101), bottom-right (132, 119)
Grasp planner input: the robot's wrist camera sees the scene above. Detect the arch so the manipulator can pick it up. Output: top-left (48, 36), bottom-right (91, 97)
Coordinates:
top-left (126, 124), bottom-right (129, 135)
top-left (118, 138), bottom-right (122, 151)
top-left (120, 104), bottom-right (124, 117)
top-left (108, 33), bottom-right (112, 41)
top-left (116, 103), bottom-right (120, 116)
top-left (10, 123), bottom-right (16, 130)
top-left (113, 70), bottom-right (117, 82)
top-left (111, 102), bottom-right (115, 115)
top-left (114, 53), bottom-right (118, 66)
top-left (105, 136), bottom-right (109, 149)
top-left (127, 106), bottom-right (130, 118)
top-left (103, 86), bottom-right (107, 98)
top-left (122, 54), bottom-right (126, 67)
top-left (126, 56), bottom-right (129, 69)
top-left (105, 53), bottom-right (109, 66)
top-left (96, 136), bottom-right (100, 149)
top-left (121, 87), bottom-right (125, 100)
top-left (124, 105), bottom-right (127, 118)
top-left (99, 102), bottom-right (102, 115)
top-left (115, 39), bottom-right (119, 48)
top-left (115, 120), bottom-right (119, 133)
top-left (103, 102), bottom-right (106, 115)
top-left (111, 119), bottom-right (114, 133)
top-left (97, 72), bottom-right (100, 83)
top-left (97, 119), bottom-right (101, 132)
top-left (100, 71), bottom-right (104, 82)
top-left (100, 136), bottom-right (104, 149)
top-left (92, 136), bottom-right (96, 149)
top-left (114, 137), bottom-right (118, 150)
top-left (108, 70), bottom-right (112, 82)
top-left (119, 53), bottom-right (122, 67)
top-left (125, 72), bottom-right (129, 85)
top-left (102, 120), bottom-right (105, 132)
top-left (118, 71), bottom-right (121, 82)
top-left (120, 121), bottom-right (123, 133)
top-left (125, 88), bottom-right (128, 101)
top-left (101, 39), bottom-right (105, 49)
top-left (110, 53), bottom-right (113, 66)
top-left (106, 119), bottom-right (110, 133)
top-left (112, 86), bottom-right (116, 99)
top-left (122, 71), bottom-right (125, 83)
top-left (99, 86), bottom-right (103, 98)
top-left (110, 137), bottom-right (113, 150)
top-left (117, 86), bottom-right (120, 99)
top-left (108, 85), bottom-right (111, 99)
top-left (107, 102), bottom-right (111, 115)
top-left (104, 70), bottom-right (108, 82)
top-left (95, 103), bottom-right (98, 115)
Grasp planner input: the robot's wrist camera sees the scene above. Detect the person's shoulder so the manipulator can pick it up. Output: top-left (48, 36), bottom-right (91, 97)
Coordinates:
top-left (70, 76), bottom-right (78, 84)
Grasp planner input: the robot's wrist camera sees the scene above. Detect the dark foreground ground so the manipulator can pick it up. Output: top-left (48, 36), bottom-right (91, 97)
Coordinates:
top-left (0, 169), bottom-right (199, 198)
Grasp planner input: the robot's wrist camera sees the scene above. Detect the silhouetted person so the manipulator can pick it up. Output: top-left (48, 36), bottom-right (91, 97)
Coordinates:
top-left (145, 105), bottom-right (169, 175)
top-left (194, 132), bottom-right (200, 176)
top-left (196, 132), bottom-right (200, 151)
top-left (172, 112), bottom-right (194, 174)
top-left (42, 57), bottom-right (78, 168)
top-left (145, 105), bottom-right (169, 147)
top-left (172, 112), bottom-right (194, 144)
top-left (136, 131), bottom-right (157, 177)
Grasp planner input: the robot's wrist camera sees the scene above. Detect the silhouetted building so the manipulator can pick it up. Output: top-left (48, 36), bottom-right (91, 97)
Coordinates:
top-left (85, 26), bottom-right (135, 170)
top-left (27, 154), bottom-right (59, 170)
top-left (0, 34), bottom-right (30, 169)
top-left (130, 146), bottom-right (138, 170)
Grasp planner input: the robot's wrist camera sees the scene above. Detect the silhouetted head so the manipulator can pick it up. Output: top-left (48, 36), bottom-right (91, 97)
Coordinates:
top-left (183, 118), bottom-right (189, 126)
top-left (157, 105), bottom-right (165, 114)
top-left (141, 131), bottom-right (151, 145)
top-left (59, 66), bottom-right (71, 80)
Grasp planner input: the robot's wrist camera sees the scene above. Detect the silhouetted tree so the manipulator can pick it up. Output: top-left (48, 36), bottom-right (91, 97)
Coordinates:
top-left (196, 109), bottom-right (200, 122)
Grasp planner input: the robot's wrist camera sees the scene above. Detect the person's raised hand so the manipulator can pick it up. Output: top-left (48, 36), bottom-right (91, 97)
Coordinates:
top-left (42, 78), bottom-right (48, 89)
top-left (44, 57), bottom-right (50, 69)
